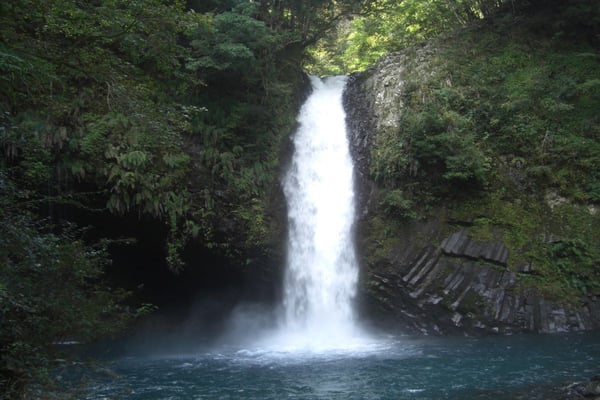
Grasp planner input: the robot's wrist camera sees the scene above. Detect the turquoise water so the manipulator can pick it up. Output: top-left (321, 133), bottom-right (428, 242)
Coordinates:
top-left (85, 332), bottom-right (600, 399)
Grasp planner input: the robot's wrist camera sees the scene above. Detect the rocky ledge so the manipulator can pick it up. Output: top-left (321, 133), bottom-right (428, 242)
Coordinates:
top-left (360, 222), bottom-right (600, 335)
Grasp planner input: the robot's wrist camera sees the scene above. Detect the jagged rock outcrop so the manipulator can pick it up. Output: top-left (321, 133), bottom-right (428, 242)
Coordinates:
top-left (356, 216), bottom-right (600, 335)
top-left (344, 47), bottom-right (600, 335)
top-left (441, 229), bottom-right (509, 265)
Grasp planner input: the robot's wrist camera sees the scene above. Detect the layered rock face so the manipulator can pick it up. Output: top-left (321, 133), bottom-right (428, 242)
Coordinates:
top-left (343, 49), bottom-right (600, 335)
top-left (359, 222), bottom-right (600, 335)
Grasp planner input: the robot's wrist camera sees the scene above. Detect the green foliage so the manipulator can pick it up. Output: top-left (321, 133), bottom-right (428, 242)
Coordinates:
top-left (380, 189), bottom-right (417, 219)
top-left (451, 191), bottom-right (543, 254)
top-left (181, 3), bottom-right (318, 255)
top-left (403, 105), bottom-right (489, 184)
top-left (363, 3), bottom-right (600, 301)
top-left (0, 0), bottom-right (362, 396)
top-left (369, 5), bottom-right (600, 211)
top-left (588, 182), bottom-right (600, 202)
top-left (0, 0), bottom-right (311, 269)
top-left (0, 0), bottom-right (204, 269)
top-left (464, 43), bottom-right (600, 201)
top-left (307, 0), bottom-right (518, 74)
top-left (361, 214), bottom-right (407, 265)
top-left (547, 239), bottom-right (600, 296)
top-left (450, 191), bottom-right (600, 301)
top-left (2, 0), bottom-right (348, 272)
top-left (0, 182), bottom-right (133, 398)
top-left (371, 80), bottom-right (491, 203)
top-left (187, 7), bottom-right (271, 74)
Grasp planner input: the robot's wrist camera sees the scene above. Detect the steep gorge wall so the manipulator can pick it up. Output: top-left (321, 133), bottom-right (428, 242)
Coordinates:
top-left (344, 45), bottom-right (600, 335)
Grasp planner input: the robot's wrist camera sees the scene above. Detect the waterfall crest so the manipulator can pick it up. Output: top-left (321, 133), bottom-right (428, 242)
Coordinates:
top-left (279, 75), bottom-right (362, 350)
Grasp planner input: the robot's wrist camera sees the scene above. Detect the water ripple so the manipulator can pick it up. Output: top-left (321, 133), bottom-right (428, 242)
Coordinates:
top-left (84, 332), bottom-right (600, 400)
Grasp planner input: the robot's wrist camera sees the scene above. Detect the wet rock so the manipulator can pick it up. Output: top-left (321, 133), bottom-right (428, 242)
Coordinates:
top-left (352, 203), bottom-right (600, 335)
top-left (563, 376), bottom-right (600, 399)
top-left (588, 375), bottom-right (600, 392)
top-left (441, 229), bottom-right (509, 266)
top-left (518, 262), bottom-right (535, 274)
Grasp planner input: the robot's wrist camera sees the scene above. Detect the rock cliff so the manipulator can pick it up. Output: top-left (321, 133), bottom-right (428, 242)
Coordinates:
top-left (344, 42), bottom-right (600, 335)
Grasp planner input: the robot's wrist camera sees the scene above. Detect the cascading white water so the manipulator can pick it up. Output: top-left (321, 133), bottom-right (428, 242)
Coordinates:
top-left (279, 75), bottom-right (362, 349)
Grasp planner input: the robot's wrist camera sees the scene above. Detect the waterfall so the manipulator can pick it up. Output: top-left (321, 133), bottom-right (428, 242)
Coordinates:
top-left (280, 75), bottom-right (361, 349)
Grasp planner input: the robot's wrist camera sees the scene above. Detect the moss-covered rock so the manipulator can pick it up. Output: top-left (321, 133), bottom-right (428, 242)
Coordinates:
top-left (345, 9), bottom-right (600, 334)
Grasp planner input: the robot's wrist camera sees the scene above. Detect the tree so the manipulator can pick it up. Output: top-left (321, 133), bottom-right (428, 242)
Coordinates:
top-left (0, 177), bottom-right (134, 398)
top-left (306, 0), bottom-right (521, 74)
